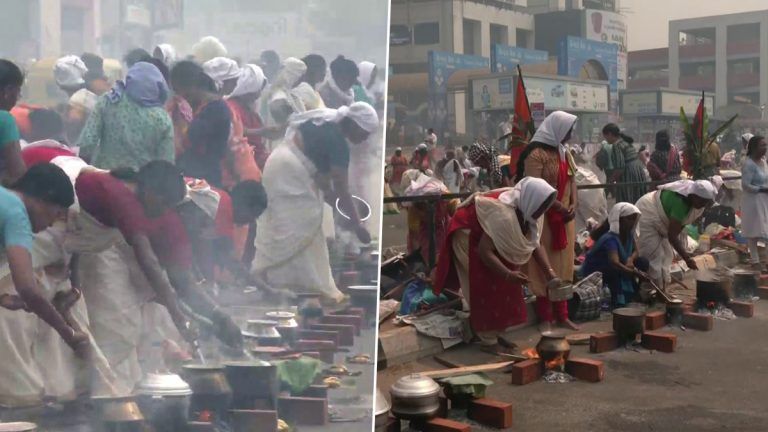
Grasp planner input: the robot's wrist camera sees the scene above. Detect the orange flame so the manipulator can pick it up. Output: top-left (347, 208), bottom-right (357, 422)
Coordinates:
top-left (522, 348), bottom-right (539, 359)
top-left (545, 356), bottom-right (566, 371)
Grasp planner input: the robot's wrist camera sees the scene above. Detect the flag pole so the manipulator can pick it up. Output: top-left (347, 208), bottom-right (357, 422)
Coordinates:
top-left (517, 64), bottom-right (534, 135)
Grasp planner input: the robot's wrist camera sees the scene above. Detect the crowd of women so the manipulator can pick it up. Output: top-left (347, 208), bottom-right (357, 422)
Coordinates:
top-left (0, 34), bottom-right (382, 420)
top-left (388, 110), bottom-right (749, 353)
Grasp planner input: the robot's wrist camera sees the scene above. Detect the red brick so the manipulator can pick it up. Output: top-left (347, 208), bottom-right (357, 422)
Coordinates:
top-left (437, 396), bottom-right (449, 418)
top-left (334, 307), bottom-right (365, 318)
top-left (295, 384), bottom-right (328, 398)
top-left (728, 301), bottom-right (755, 318)
top-left (309, 324), bottom-right (355, 346)
top-left (682, 312), bottom-right (714, 331)
top-left (467, 398), bottom-right (512, 429)
top-left (760, 274), bottom-right (768, 285)
top-left (510, 359), bottom-right (542, 385)
top-left (589, 332), bottom-right (619, 353)
top-left (298, 330), bottom-right (340, 346)
top-left (320, 315), bottom-right (362, 335)
top-left (299, 351), bottom-right (320, 360)
top-left (756, 286), bottom-right (768, 300)
top-left (641, 331), bottom-right (677, 353)
top-left (277, 397), bottom-right (327, 426)
top-left (339, 271), bottom-right (360, 290)
top-left (229, 410), bottom-right (278, 432)
top-left (645, 311), bottom-right (667, 331)
top-left (424, 417), bottom-right (472, 432)
top-left (385, 416), bottom-right (401, 432)
top-left (565, 357), bottom-right (604, 382)
top-left (682, 300), bottom-right (696, 314)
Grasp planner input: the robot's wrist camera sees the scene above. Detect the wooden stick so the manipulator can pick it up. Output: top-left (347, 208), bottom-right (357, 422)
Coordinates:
top-left (418, 361), bottom-right (515, 378)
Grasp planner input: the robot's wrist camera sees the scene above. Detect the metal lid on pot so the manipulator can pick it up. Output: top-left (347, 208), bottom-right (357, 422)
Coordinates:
top-left (613, 307), bottom-right (646, 317)
top-left (375, 388), bottom-right (391, 416)
top-left (390, 374), bottom-right (440, 398)
top-left (135, 373), bottom-right (193, 397)
top-left (0, 423), bottom-right (37, 431)
top-left (223, 360), bottom-right (272, 368)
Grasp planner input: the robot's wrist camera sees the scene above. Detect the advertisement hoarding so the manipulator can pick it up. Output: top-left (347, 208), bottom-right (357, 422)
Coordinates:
top-left (566, 82), bottom-right (609, 112)
top-left (621, 92), bottom-right (659, 115)
top-left (428, 51), bottom-right (490, 134)
top-left (584, 9), bottom-right (627, 90)
top-left (660, 92), bottom-right (715, 116)
top-left (490, 44), bottom-right (549, 73)
top-left (471, 77), bottom-right (514, 111)
top-left (558, 36), bottom-right (618, 113)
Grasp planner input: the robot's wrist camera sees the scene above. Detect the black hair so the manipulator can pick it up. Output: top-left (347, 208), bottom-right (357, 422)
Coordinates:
top-left (0, 59), bottom-right (24, 88)
top-left (124, 48), bottom-right (153, 68)
top-left (747, 135), bottom-right (766, 157)
top-left (590, 219), bottom-right (609, 241)
top-left (428, 128), bottom-right (435, 134)
top-left (329, 55), bottom-right (358, 80)
top-left (602, 123), bottom-right (634, 144)
top-left (111, 161), bottom-right (185, 205)
top-left (260, 50), bottom-right (280, 65)
top-left (302, 54), bottom-right (326, 71)
top-left (13, 163), bottom-right (74, 208)
top-left (462, 145), bottom-right (469, 152)
top-left (81, 53), bottom-right (105, 81)
top-left (231, 180), bottom-right (268, 219)
top-left (146, 58), bottom-right (171, 85)
top-left (655, 129), bottom-right (670, 151)
top-left (170, 60), bottom-right (216, 93)
top-left (28, 109), bottom-right (64, 140)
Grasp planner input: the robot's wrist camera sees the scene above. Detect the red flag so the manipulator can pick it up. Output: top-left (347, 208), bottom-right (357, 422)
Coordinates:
top-left (511, 66), bottom-right (534, 142)
top-left (692, 91), bottom-right (705, 147)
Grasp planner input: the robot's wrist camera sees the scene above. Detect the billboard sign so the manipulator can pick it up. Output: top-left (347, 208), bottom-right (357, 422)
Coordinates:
top-left (490, 44), bottom-right (549, 73)
top-left (471, 77), bottom-right (515, 111)
top-left (585, 9), bottom-right (627, 90)
top-left (428, 51), bottom-right (489, 134)
top-left (558, 36), bottom-right (618, 113)
top-left (152, 0), bottom-right (184, 30)
top-left (661, 92), bottom-right (715, 116)
top-left (621, 92), bottom-right (659, 115)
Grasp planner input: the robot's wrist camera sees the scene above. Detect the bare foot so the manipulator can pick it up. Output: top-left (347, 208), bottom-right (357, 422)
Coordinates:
top-left (558, 319), bottom-right (580, 331)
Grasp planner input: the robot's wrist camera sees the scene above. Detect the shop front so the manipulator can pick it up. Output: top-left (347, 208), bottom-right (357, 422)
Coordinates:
top-left (620, 89), bottom-right (715, 146)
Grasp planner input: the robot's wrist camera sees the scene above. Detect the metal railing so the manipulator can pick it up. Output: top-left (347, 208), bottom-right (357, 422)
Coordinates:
top-left (384, 176), bottom-right (742, 268)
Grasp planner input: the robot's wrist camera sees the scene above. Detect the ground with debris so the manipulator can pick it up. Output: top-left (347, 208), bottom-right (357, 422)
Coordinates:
top-left (377, 301), bottom-right (768, 432)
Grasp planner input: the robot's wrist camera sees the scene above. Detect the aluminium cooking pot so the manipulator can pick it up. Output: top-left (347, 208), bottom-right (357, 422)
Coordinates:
top-left (374, 388), bottom-right (391, 431)
top-left (612, 307), bottom-right (646, 340)
top-left (135, 373), bottom-right (192, 432)
top-left (389, 374), bottom-right (441, 421)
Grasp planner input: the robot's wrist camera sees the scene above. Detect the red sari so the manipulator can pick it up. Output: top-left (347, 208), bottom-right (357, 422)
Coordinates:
top-left (433, 190), bottom-right (527, 332)
top-left (227, 98), bottom-right (269, 170)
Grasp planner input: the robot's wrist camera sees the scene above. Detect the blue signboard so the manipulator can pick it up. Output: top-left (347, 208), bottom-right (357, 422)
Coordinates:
top-left (557, 36), bottom-right (618, 113)
top-left (490, 44), bottom-right (549, 73)
top-left (428, 51), bottom-right (489, 135)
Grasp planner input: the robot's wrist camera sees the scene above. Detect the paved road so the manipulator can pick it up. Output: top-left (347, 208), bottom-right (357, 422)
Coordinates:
top-left (377, 300), bottom-right (768, 432)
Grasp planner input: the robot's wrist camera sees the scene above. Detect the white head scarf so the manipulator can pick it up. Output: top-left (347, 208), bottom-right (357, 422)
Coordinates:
top-left (358, 61), bottom-right (377, 89)
top-left (184, 178), bottom-right (221, 220)
top-left (192, 36), bottom-right (228, 64)
top-left (742, 133), bottom-right (755, 148)
top-left (658, 179), bottom-right (717, 201)
top-left (608, 202), bottom-right (641, 234)
top-left (287, 82), bottom-right (323, 113)
top-left (499, 177), bottom-right (557, 226)
top-left (69, 88), bottom-right (98, 113)
top-left (203, 57), bottom-right (240, 92)
top-left (155, 44), bottom-right (177, 65)
top-left (54, 55), bottom-right (88, 88)
top-left (531, 110), bottom-right (578, 161)
top-left (228, 64), bottom-right (267, 99)
top-left (272, 58), bottom-right (307, 93)
top-left (286, 102), bottom-right (378, 141)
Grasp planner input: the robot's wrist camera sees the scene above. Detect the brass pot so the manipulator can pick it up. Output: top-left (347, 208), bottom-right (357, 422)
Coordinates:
top-left (90, 395), bottom-right (144, 423)
top-left (535, 331), bottom-right (571, 363)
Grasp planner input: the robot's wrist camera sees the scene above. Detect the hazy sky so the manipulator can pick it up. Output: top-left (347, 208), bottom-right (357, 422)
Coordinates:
top-left (624, 0), bottom-right (768, 51)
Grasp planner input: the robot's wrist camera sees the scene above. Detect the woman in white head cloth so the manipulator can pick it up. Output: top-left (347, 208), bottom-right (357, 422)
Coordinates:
top-left (227, 64), bottom-right (270, 170)
top-left (259, 58), bottom-right (307, 136)
top-left (203, 57), bottom-right (241, 97)
top-left (153, 44), bottom-right (177, 67)
top-left (433, 177), bottom-right (559, 349)
top-left (54, 55), bottom-right (88, 97)
top-left (252, 103), bottom-right (378, 303)
top-left (353, 61), bottom-right (378, 105)
top-left (636, 179), bottom-right (716, 290)
top-left (582, 203), bottom-right (651, 309)
top-left (516, 110), bottom-right (581, 332)
top-left (191, 36), bottom-right (227, 64)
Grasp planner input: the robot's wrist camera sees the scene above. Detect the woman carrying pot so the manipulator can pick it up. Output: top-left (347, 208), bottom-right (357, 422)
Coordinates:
top-left (432, 177), bottom-right (560, 350)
